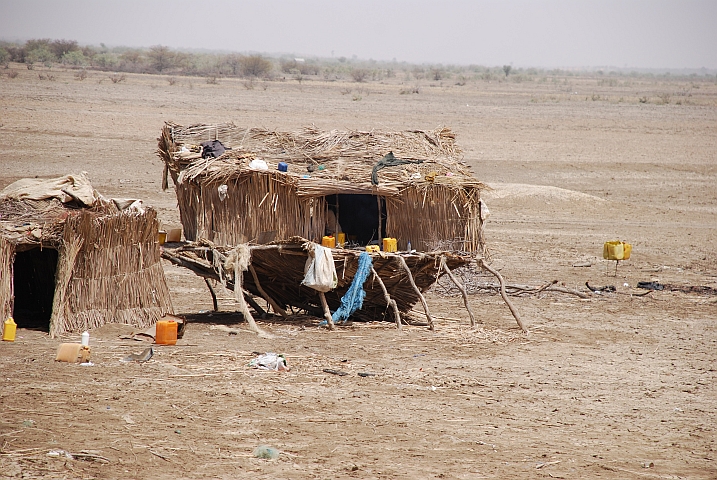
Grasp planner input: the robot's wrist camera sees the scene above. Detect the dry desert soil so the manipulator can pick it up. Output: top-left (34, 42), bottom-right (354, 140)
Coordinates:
top-left (0, 66), bottom-right (716, 479)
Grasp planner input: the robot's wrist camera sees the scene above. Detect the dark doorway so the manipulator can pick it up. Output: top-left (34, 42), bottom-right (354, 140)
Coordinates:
top-left (326, 194), bottom-right (386, 245)
top-left (13, 247), bottom-right (58, 330)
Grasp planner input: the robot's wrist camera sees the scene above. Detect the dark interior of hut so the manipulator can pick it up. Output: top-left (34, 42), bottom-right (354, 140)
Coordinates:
top-left (325, 194), bottom-right (386, 246)
top-left (12, 247), bottom-right (58, 330)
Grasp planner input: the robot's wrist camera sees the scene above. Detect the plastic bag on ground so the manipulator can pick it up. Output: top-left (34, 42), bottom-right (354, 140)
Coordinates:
top-left (249, 353), bottom-right (289, 371)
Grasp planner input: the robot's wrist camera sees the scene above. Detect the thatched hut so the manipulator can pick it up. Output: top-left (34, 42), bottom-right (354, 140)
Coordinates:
top-left (0, 173), bottom-right (173, 338)
top-left (157, 122), bottom-right (489, 252)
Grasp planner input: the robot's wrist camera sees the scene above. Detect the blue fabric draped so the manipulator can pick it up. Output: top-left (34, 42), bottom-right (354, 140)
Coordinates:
top-left (332, 252), bottom-right (373, 323)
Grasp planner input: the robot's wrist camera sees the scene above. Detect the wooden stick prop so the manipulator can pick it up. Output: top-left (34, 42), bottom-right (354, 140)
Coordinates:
top-left (318, 292), bottom-right (335, 330)
top-left (204, 278), bottom-right (219, 311)
top-left (396, 255), bottom-right (434, 330)
top-left (371, 266), bottom-right (402, 329)
top-left (477, 258), bottom-right (527, 333)
top-left (440, 256), bottom-right (477, 328)
top-left (227, 246), bottom-right (271, 338)
top-left (249, 264), bottom-right (288, 318)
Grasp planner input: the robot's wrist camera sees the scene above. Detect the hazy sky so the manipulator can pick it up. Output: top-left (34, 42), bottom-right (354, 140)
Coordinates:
top-left (1, 0), bottom-right (715, 69)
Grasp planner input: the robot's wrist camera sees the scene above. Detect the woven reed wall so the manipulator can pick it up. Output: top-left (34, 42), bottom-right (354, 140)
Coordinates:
top-left (0, 238), bottom-right (13, 328)
top-left (178, 175), bottom-right (328, 245)
top-left (385, 185), bottom-right (483, 253)
top-left (49, 208), bottom-right (173, 337)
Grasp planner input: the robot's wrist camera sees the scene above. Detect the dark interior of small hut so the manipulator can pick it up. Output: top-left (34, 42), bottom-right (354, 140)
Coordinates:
top-left (12, 247), bottom-right (57, 330)
top-left (325, 194), bottom-right (386, 245)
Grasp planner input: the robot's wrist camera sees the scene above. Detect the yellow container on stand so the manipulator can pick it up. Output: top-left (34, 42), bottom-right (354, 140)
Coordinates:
top-left (603, 241), bottom-right (632, 261)
top-left (382, 238), bottom-right (397, 252)
top-left (321, 235), bottom-right (336, 248)
top-left (3, 317), bottom-right (16, 342)
top-left (336, 233), bottom-right (346, 247)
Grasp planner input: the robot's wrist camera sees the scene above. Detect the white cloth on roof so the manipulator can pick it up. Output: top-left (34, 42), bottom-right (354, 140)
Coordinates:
top-left (1, 172), bottom-right (98, 207)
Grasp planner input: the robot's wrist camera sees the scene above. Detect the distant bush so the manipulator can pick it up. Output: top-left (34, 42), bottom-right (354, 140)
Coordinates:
top-left (108, 73), bottom-right (126, 83)
top-left (7, 69), bottom-right (18, 78)
top-left (74, 69), bottom-right (88, 81)
top-left (61, 50), bottom-right (88, 66)
top-left (351, 68), bottom-right (368, 82)
top-left (239, 55), bottom-right (272, 78)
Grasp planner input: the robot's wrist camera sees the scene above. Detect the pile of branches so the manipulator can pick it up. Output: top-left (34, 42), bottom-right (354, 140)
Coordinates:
top-left (432, 263), bottom-right (590, 299)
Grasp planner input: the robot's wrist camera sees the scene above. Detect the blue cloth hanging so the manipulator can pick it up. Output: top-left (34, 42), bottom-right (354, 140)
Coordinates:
top-left (332, 252), bottom-right (373, 323)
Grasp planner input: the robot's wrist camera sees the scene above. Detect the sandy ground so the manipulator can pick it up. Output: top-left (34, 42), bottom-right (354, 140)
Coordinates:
top-left (0, 66), bottom-right (716, 479)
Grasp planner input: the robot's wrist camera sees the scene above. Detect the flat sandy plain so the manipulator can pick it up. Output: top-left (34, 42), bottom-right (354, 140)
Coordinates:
top-left (0, 66), bottom-right (716, 479)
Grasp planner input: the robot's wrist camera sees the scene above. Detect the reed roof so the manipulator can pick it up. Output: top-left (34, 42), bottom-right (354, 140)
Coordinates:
top-left (158, 122), bottom-right (488, 196)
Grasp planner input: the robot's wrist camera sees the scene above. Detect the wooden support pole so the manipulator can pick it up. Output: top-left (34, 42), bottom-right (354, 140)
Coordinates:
top-left (318, 291), bottom-right (335, 330)
top-left (243, 293), bottom-right (267, 318)
top-left (477, 258), bottom-right (527, 333)
top-left (232, 248), bottom-right (271, 338)
top-left (249, 264), bottom-right (289, 318)
top-left (204, 278), bottom-right (219, 312)
top-left (440, 256), bottom-right (478, 328)
top-left (396, 255), bottom-right (434, 330)
top-left (371, 266), bottom-right (402, 330)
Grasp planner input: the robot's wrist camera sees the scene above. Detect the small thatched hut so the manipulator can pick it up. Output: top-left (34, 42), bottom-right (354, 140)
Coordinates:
top-left (157, 122), bottom-right (489, 252)
top-left (0, 173), bottom-right (173, 338)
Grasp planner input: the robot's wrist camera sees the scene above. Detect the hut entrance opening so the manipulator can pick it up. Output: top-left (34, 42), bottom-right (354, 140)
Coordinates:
top-left (326, 194), bottom-right (386, 246)
top-left (13, 247), bottom-right (58, 330)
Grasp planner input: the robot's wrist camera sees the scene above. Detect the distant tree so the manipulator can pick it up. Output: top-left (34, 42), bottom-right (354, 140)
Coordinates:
top-left (239, 55), bottom-right (272, 78)
top-left (50, 39), bottom-right (78, 59)
top-left (223, 53), bottom-right (243, 76)
top-left (148, 45), bottom-right (176, 73)
top-left (503, 65), bottom-right (512, 77)
top-left (119, 50), bottom-right (144, 72)
top-left (0, 47), bottom-right (9, 66)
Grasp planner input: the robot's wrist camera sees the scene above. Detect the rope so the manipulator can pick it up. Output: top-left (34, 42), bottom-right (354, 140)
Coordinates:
top-left (332, 252), bottom-right (373, 323)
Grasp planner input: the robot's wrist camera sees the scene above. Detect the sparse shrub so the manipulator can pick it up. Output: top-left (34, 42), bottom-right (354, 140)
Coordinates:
top-left (455, 75), bottom-right (467, 86)
top-left (638, 96), bottom-right (648, 104)
top-left (206, 76), bottom-right (218, 84)
top-left (352, 94), bottom-right (362, 101)
top-left (503, 65), bottom-right (512, 77)
top-left (74, 69), bottom-right (88, 80)
top-left (350, 68), bottom-right (369, 82)
top-left (62, 50), bottom-right (87, 66)
top-left (38, 73), bottom-right (46, 80)
top-left (399, 86), bottom-right (420, 94)
top-left (430, 68), bottom-right (443, 81)
top-left (7, 70), bottom-right (19, 78)
top-left (340, 87), bottom-right (351, 95)
top-left (242, 78), bottom-right (255, 90)
top-left (167, 76), bottom-right (177, 85)
top-left (657, 93), bottom-right (671, 104)
top-left (108, 73), bottom-right (126, 83)
top-left (26, 62), bottom-right (34, 70)
top-left (591, 93), bottom-right (601, 101)
top-left (239, 55), bottom-right (272, 78)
